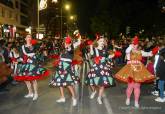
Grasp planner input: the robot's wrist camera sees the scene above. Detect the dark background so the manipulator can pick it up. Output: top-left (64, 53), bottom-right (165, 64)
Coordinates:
top-left (74, 0), bottom-right (165, 37)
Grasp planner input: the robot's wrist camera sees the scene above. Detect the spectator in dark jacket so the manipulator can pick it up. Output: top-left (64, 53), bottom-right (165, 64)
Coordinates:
top-left (155, 43), bottom-right (165, 102)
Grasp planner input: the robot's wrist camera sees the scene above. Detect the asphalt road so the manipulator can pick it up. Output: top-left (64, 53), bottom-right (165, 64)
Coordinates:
top-left (0, 61), bottom-right (165, 114)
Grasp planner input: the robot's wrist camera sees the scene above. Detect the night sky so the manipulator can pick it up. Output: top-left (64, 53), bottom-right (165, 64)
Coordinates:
top-left (73, 0), bottom-right (165, 36)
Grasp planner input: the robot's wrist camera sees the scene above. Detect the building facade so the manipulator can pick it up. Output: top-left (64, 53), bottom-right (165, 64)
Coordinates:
top-left (0, 0), bottom-right (32, 38)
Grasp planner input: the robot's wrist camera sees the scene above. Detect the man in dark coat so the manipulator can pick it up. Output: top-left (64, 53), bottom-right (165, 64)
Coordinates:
top-left (155, 43), bottom-right (165, 102)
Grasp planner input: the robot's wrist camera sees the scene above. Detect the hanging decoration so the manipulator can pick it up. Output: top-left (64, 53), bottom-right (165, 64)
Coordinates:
top-left (39, 0), bottom-right (47, 10)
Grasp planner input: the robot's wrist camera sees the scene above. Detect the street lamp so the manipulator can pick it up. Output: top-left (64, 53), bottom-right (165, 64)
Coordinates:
top-left (70, 15), bottom-right (74, 20)
top-left (65, 4), bottom-right (70, 10)
top-left (38, 0), bottom-right (58, 38)
top-left (61, 3), bottom-right (71, 38)
top-left (68, 15), bottom-right (77, 34)
top-left (38, 0), bottom-right (70, 38)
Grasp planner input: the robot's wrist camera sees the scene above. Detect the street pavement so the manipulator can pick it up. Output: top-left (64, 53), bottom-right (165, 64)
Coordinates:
top-left (0, 60), bottom-right (165, 114)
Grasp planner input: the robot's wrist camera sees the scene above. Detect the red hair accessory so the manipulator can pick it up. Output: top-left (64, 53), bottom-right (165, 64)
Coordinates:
top-left (65, 36), bottom-right (72, 44)
top-left (87, 40), bottom-right (93, 45)
top-left (132, 36), bottom-right (139, 45)
top-left (31, 39), bottom-right (38, 45)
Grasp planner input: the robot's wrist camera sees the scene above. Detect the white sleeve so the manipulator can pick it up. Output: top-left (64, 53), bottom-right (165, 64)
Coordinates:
top-left (67, 47), bottom-right (72, 51)
top-left (141, 50), bottom-right (152, 57)
top-left (154, 55), bottom-right (159, 71)
top-left (126, 45), bottom-right (132, 54)
top-left (73, 39), bottom-right (81, 48)
top-left (9, 51), bottom-right (13, 58)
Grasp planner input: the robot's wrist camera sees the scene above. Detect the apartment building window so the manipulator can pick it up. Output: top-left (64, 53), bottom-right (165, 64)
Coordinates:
top-left (20, 3), bottom-right (28, 14)
top-left (15, 1), bottom-right (19, 9)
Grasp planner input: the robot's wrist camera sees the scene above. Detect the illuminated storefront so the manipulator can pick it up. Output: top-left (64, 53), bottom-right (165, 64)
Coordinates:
top-left (0, 24), bottom-right (16, 38)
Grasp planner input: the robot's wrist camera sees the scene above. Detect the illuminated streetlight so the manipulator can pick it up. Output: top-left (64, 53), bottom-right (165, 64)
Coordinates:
top-left (60, 3), bottom-right (71, 38)
top-left (38, 0), bottom-right (71, 38)
top-left (38, 0), bottom-right (58, 38)
top-left (70, 15), bottom-right (74, 20)
top-left (65, 4), bottom-right (70, 10)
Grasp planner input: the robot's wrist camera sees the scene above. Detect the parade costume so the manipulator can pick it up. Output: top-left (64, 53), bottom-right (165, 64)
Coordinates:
top-left (49, 46), bottom-right (79, 86)
top-left (72, 30), bottom-right (83, 77)
top-left (50, 37), bottom-right (81, 87)
top-left (85, 47), bottom-right (114, 87)
top-left (84, 36), bottom-right (115, 105)
top-left (49, 41), bottom-right (60, 58)
top-left (115, 51), bottom-right (155, 83)
top-left (14, 44), bottom-right (49, 81)
top-left (10, 49), bottom-right (22, 77)
top-left (49, 36), bottom-right (81, 106)
top-left (13, 36), bottom-right (50, 101)
top-left (115, 36), bottom-right (154, 108)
